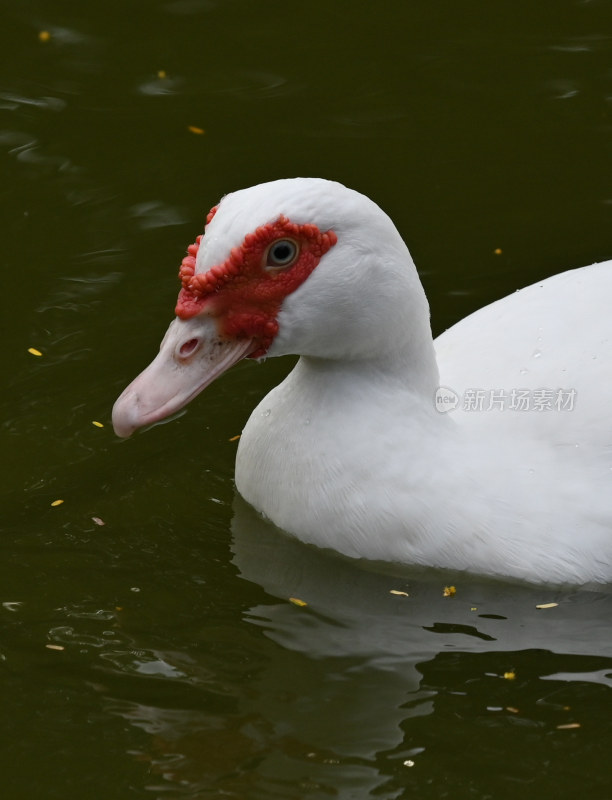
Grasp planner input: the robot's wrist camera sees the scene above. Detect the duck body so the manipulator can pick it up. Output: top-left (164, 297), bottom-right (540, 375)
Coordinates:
top-left (112, 178), bottom-right (612, 585)
top-left (237, 262), bottom-right (612, 584)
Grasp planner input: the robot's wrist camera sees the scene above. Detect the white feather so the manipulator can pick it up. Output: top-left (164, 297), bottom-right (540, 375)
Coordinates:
top-left (223, 179), bottom-right (612, 585)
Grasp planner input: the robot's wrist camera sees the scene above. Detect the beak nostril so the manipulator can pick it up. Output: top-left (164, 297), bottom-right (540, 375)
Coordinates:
top-left (179, 338), bottom-right (200, 358)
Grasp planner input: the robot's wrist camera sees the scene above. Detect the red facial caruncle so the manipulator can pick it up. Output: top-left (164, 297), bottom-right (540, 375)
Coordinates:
top-left (175, 210), bottom-right (338, 358)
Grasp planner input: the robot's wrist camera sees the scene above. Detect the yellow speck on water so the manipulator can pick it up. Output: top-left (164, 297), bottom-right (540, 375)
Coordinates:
top-left (228, 434), bottom-right (241, 442)
top-left (289, 597), bottom-right (308, 607)
top-left (443, 585), bottom-right (456, 597)
top-left (28, 348), bottom-right (43, 357)
top-left (503, 671), bottom-right (516, 680)
top-left (494, 248), bottom-right (503, 255)
top-left (51, 499), bottom-right (64, 507)
top-left (45, 644), bottom-right (64, 651)
top-left (188, 125), bottom-right (205, 135)
top-left (536, 602), bottom-right (559, 609)
top-left (38, 30), bottom-right (51, 42)
top-left (92, 420), bottom-right (104, 428)
top-left (157, 69), bottom-right (167, 78)
top-left (471, 606), bottom-right (478, 611)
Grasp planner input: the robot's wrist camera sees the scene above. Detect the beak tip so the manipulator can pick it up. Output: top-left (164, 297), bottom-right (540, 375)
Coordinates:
top-left (112, 391), bottom-right (138, 438)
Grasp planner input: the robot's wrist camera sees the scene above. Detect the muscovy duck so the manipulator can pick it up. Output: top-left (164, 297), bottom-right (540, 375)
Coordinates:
top-left (113, 178), bottom-right (612, 584)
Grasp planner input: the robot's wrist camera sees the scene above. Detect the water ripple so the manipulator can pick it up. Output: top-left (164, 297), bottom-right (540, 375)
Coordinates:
top-left (129, 200), bottom-right (189, 229)
top-left (136, 73), bottom-right (185, 97)
top-left (0, 129), bottom-right (76, 173)
top-left (0, 92), bottom-right (66, 112)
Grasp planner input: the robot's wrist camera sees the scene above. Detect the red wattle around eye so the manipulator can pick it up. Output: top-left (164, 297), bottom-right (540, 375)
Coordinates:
top-left (174, 215), bottom-right (338, 356)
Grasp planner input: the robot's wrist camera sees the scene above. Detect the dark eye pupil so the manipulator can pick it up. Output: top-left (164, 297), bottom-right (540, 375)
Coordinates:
top-left (273, 243), bottom-right (293, 262)
top-left (267, 239), bottom-right (297, 268)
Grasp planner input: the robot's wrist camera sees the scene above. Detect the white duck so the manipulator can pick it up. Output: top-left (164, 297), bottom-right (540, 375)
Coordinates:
top-left (113, 178), bottom-right (612, 585)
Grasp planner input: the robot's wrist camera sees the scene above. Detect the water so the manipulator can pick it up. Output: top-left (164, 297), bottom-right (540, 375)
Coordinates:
top-left (1, 0), bottom-right (611, 797)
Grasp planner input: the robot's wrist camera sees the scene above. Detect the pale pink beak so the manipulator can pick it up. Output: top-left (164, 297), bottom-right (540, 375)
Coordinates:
top-left (112, 315), bottom-right (254, 438)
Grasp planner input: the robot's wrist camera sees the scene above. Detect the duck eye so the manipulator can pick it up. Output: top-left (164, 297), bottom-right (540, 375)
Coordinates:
top-left (265, 239), bottom-right (299, 268)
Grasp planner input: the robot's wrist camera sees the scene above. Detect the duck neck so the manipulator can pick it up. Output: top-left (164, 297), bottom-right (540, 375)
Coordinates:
top-left (299, 307), bottom-right (440, 403)
top-left (292, 329), bottom-right (441, 417)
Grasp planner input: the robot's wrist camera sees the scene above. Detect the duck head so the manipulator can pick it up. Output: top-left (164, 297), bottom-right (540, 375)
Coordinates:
top-left (112, 177), bottom-right (433, 438)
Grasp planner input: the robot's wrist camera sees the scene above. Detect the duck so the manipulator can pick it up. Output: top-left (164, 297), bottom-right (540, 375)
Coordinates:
top-left (112, 178), bottom-right (612, 585)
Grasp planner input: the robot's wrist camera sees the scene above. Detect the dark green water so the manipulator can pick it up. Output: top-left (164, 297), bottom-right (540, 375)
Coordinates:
top-left (1, 1), bottom-right (611, 797)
